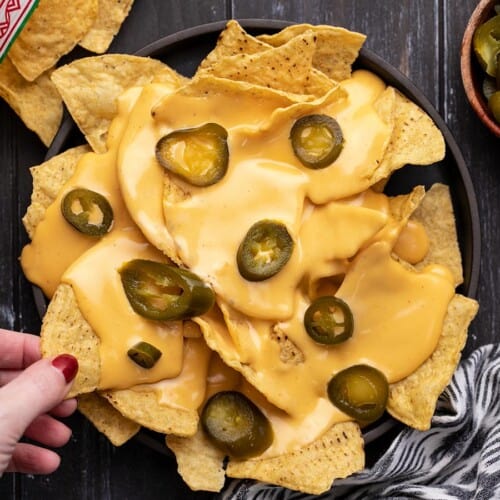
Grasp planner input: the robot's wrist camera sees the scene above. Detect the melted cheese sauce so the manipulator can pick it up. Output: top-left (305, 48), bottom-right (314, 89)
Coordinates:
top-left (20, 65), bottom-right (455, 457)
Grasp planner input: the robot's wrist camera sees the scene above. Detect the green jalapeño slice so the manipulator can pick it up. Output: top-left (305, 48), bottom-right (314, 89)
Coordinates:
top-left (304, 296), bottom-right (354, 345)
top-left (127, 341), bottom-right (162, 369)
top-left (290, 114), bottom-right (344, 169)
top-left (237, 220), bottom-right (294, 281)
top-left (61, 188), bottom-right (113, 237)
top-left (201, 391), bottom-right (273, 459)
top-left (473, 13), bottom-right (500, 77)
top-left (327, 365), bottom-right (388, 423)
top-left (155, 122), bottom-right (229, 186)
top-left (119, 259), bottom-right (215, 321)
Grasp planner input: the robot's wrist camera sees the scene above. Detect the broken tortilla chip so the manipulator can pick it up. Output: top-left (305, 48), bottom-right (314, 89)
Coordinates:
top-left (197, 19), bottom-right (272, 72)
top-left (79, 0), bottom-right (136, 54)
top-left (78, 392), bottom-right (140, 446)
top-left (0, 58), bottom-right (62, 146)
top-left (51, 54), bottom-right (187, 153)
top-left (8, 0), bottom-right (99, 82)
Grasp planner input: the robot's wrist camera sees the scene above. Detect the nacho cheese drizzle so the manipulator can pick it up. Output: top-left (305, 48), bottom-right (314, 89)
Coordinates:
top-left (21, 53), bottom-right (455, 456)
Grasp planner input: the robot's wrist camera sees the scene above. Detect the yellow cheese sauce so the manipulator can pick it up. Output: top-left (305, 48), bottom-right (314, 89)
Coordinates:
top-left (20, 87), bottom-right (145, 298)
top-left (20, 62), bottom-right (456, 458)
top-left (63, 227), bottom-right (184, 389)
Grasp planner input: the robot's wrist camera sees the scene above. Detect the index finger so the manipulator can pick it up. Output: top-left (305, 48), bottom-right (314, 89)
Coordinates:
top-left (0, 329), bottom-right (41, 369)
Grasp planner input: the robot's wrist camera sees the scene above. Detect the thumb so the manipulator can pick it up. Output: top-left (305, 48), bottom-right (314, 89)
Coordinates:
top-left (0, 354), bottom-right (78, 441)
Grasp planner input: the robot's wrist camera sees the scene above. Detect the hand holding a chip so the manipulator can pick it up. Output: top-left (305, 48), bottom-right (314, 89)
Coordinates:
top-left (0, 330), bottom-right (78, 475)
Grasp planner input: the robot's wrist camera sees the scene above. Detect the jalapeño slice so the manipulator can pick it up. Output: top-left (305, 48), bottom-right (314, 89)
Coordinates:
top-left (327, 365), bottom-right (388, 423)
top-left (127, 341), bottom-right (162, 369)
top-left (155, 122), bottom-right (229, 186)
top-left (237, 220), bottom-right (294, 281)
top-left (61, 188), bottom-right (113, 237)
top-left (290, 114), bottom-right (344, 169)
top-left (119, 259), bottom-right (215, 321)
top-left (201, 391), bottom-right (273, 459)
top-left (473, 13), bottom-right (500, 77)
top-left (304, 296), bottom-right (353, 345)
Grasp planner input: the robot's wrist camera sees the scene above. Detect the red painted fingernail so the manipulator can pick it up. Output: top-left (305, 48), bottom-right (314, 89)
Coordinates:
top-left (52, 354), bottom-right (79, 383)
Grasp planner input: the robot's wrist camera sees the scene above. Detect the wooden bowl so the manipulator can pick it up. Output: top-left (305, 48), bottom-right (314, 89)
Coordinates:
top-left (461, 0), bottom-right (500, 137)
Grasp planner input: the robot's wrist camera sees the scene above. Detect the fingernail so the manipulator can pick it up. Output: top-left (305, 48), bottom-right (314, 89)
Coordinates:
top-left (52, 354), bottom-right (79, 383)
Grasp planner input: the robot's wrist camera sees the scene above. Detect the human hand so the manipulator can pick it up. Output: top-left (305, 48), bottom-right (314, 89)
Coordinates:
top-left (0, 329), bottom-right (78, 475)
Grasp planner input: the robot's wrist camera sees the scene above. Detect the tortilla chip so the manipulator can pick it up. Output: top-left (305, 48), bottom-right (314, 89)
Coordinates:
top-left (0, 58), bottom-right (62, 146)
top-left (8, 0), bottom-right (99, 82)
top-left (41, 283), bottom-right (101, 397)
top-left (197, 21), bottom-right (335, 98)
top-left (198, 30), bottom-right (320, 96)
top-left (387, 294), bottom-right (478, 430)
top-left (371, 88), bottom-right (446, 184)
top-left (23, 145), bottom-right (90, 238)
top-left (166, 429), bottom-right (226, 492)
top-left (411, 183), bottom-right (464, 286)
top-left (77, 392), bottom-right (140, 446)
top-left (79, 0), bottom-right (135, 54)
top-left (226, 422), bottom-right (364, 495)
top-left (257, 24), bottom-right (366, 82)
top-left (51, 55), bottom-right (187, 153)
top-left (197, 19), bottom-right (271, 72)
top-left (103, 389), bottom-right (199, 436)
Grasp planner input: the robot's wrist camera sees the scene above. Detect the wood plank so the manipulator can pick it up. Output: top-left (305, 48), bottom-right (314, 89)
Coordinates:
top-left (442, 0), bottom-right (500, 351)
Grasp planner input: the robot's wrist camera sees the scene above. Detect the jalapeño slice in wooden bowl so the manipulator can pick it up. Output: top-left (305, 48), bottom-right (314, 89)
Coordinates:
top-left (119, 259), bottom-right (215, 321)
top-left (201, 391), bottom-right (273, 459)
top-left (290, 114), bottom-right (344, 169)
top-left (155, 122), bottom-right (229, 186)
top-left (304, 296), bottom-right (354, 345)
top-left (61, 188), bottom-right (113, 236)
top-left (237, 220), bottom-right (294, 281)
top-left (327, 365), bottom-right (389, 424)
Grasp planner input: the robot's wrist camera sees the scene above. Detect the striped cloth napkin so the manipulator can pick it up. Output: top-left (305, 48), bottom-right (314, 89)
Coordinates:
top-left (0, 0), bottom-right (39, 62)
top-left (222, 344), bottom-right (500, 499)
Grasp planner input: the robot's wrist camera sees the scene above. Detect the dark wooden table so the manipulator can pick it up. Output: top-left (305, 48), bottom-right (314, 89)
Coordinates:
top-left (1, 1), bottom-right (499, 498)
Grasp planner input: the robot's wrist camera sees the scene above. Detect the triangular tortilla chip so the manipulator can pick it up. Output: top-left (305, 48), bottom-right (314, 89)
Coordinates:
top-left (23, 145), bottom-right (90, 238)
top-left (79, 0), bottom-right (136, 54)
top-left (371, 88), bottom-right (446, 183)
top-left (51, 54), bottom-right (187, 153)
top-left (388, 294), bottom-right (478, 430)
top-left (77, 392), bottom-right (140, 446)
top-left (198, 30), bottom-right (319, 96)
top-left (257, 24), bottom-right (366, 81)
top-left (8, 0), bottom-right (99, 82)
top-left (197, 20), bottom-right (335, 98)
top-left (0, 58), bottom-right (62, 146)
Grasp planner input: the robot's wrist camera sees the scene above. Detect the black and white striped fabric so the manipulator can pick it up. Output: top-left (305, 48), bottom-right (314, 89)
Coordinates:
top-left (221, 344), bottom-right (500, 500)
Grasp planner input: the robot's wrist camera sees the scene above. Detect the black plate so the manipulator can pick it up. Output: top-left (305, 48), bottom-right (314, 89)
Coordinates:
top-left (38, 18), bottom-right (480, 464)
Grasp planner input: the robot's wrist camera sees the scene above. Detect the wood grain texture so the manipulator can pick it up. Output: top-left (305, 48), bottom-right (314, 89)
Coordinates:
top-left (0, 0), bottom-right (498, 498)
